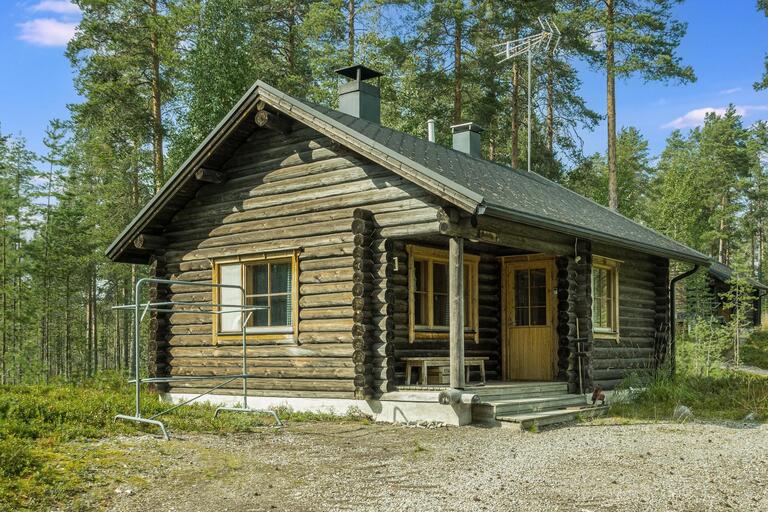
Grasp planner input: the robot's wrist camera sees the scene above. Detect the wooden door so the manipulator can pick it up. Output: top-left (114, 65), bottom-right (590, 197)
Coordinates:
top-left (501, 256), bottom-right (557, 381)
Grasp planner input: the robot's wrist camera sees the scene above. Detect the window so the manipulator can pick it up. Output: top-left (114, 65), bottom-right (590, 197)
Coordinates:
top-left (407, 245), bottom-right (480, 343)
top-left (512, 268), bottom-right (548, 326)
top-left (592, 256), bottom-right (620, 337)
top-left (213, 251), bottom-right (298, 342)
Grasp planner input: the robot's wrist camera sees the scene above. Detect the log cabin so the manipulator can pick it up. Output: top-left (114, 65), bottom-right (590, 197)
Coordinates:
top-left (707, 260), bottom-right (765, 327)
top-left (107, 65), bottom-right (711, 426)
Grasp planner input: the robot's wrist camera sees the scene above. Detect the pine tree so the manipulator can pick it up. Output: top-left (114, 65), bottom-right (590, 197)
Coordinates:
top-left (571, 0), bottom-right (695, 211)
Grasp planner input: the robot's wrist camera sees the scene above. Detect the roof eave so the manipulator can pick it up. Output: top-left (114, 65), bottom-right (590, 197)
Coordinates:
top-left (483, 204), bottom-right (711, 265)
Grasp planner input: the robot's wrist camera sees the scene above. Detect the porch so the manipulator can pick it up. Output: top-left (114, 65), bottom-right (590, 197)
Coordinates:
top-left (382, 224), bottom-right (589, 393)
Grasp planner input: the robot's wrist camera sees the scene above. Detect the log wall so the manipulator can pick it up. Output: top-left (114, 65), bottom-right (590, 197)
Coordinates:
top-left (158, 125), bottom-right (441, 397)
top-left (149, 118), bottom-right (673, 398)
top-left (591, 244), bottom-right (668, 389)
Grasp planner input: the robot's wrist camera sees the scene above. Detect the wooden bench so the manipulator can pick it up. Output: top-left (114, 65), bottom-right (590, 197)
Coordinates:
top-left (403, 357), bottom-right (488, 386)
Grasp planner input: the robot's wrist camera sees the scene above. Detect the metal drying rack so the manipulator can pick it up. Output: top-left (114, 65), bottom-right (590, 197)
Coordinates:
top-left (113, 277), bottom-right (282, 440)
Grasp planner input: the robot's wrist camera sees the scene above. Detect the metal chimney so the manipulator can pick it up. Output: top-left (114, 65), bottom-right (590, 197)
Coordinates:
top-left (450, 122), bottom-right (485, 158)
top-left (335, 65), bottom-right (382, 124)
top-left (427, 119), bottom-right (436, 142)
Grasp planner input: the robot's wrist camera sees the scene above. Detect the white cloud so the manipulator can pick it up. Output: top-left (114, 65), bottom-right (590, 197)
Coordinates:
top-left (17, 18), bottom-right (77, 46)
top-left (719, 87), bottom-right (742, 95)
top-left (30, 1), bottom-right (81, 15)
top-left (662, 106), bottom-right (747, 129)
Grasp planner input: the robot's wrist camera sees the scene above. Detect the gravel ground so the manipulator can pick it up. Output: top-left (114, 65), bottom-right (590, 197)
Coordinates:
top-left (97, 420), bottom-right (768, 512)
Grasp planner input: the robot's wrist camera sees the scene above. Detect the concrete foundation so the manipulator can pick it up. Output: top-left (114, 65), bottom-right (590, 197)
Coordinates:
top-left (161, 390), bottom-right (476, 426)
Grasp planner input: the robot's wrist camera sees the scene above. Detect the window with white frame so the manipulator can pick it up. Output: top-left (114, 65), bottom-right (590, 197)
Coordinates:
top-left (214, 252), bottom-right (298, 340)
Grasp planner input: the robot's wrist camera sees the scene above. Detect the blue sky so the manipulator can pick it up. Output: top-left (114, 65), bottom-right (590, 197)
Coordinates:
top-left (1, 0), bottom-right (767, 162)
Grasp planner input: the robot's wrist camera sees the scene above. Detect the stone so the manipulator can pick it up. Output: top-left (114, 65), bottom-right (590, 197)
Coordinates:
top-left (672, 405), bottom-right (693, 421)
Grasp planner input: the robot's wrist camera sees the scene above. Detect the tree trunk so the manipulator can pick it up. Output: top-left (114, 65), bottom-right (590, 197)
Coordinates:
top-left (606, 0), bottom-right (618, 211)
top-left (453, 15), bottom-right (462, 124)
top-left (1, 215), bottom-right (6, 385)
top-left (65, 272), bottom-right (71, 380)
top-left (719, 195), bottom-right (728, 264)
top-left (149, 0), bottom-right (165, 191)
top-left (348, 0), bottom-right (355, 62)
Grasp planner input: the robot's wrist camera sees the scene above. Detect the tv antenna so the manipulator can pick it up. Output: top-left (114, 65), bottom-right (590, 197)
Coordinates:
top-left (492, 17), bottom-right (561, 172)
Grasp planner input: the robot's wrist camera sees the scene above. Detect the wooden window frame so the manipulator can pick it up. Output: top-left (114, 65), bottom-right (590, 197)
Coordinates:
top-left (211, 250), bottom-right (299, 344)
top-left (591, 255), bottom-right (621, 340)
top-left (406, 245), bottom-right (480, 343)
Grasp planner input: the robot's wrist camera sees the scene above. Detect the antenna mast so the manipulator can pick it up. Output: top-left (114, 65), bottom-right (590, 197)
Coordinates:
top-left (492, 17), bottom-right (561, 172)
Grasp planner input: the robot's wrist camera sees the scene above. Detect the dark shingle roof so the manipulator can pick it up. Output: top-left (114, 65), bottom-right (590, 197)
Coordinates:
top-left (709, 260), bottom-right (768, 290)
top-left (107, 80), bottom-right (710, 265)
top-left (304, 100), bottom-right (708, 264)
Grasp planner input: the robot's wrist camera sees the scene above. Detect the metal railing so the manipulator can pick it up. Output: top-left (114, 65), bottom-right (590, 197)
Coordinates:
top-left (113, 277), bottom-right (282, 440)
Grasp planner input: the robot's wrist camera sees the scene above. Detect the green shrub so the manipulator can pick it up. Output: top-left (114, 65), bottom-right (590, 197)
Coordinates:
top-left (610, 370), bottom-right (768, 422)
top-left (0, 437), bottom-right (40, 478)
top-left (741, 330), bottom-right (768, 369)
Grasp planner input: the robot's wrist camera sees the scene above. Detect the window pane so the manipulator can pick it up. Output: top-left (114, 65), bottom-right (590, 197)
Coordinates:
top-left (220, 264), bottom-right (242, 331)
top-left (433, 293), bottom-right (449, 326)
top-left (251, 296), bottom-right (269, 327)
top-left (271, 295), bottom-right (289, 326)
top-left (414, 260), bottom-right (427, 292)
top-left (251, 264), bottom-right (268, 295)
top-left (515, 307), bottom-right (529, 326)
top-left (531, 268), bottom-right (546, 288)
top-left (515, 270), bottom-right (529, 308)
top-left (531, 278), bottom-right (547, 308)
top-left (433, 263), bottom-right (448, 294)
top-left (414, 291), bottom-right (427, 324)
top-left (271, 263), bottom-right (291, 294)
top-left (531, 306), bottom-right (547, 326)
top-left (592, 267), bottom-right (611, 329)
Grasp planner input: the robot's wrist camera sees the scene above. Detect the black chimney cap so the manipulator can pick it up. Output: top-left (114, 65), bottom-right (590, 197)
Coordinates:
top-left (335, 65), bottom-right (383, 81)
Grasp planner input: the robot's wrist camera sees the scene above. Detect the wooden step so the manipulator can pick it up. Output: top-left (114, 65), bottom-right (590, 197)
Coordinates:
top-left (472, 392), bottom-right (589, 424)
top-left (469, 382), bottom-right (568, 400)
top-left (488, 394), bottom-right (588, 416)
top-left (496, 405), bottom-right (608, 430)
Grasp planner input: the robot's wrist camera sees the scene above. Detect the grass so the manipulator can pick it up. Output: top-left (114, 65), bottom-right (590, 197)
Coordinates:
top-left (0, 372), bottom-right (367, 511)
top-left (740, 329), bottom-right (768, 369)
top-left (609, 370), bottom-right (768, 423)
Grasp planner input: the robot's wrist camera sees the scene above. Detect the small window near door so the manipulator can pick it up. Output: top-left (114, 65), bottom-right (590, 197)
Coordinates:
top-left (512, 268), bottom-right (548, 326)
top-left (592, 256), bottom-right (620, 337)
top-left (407, 245), bottom-right (480, 343)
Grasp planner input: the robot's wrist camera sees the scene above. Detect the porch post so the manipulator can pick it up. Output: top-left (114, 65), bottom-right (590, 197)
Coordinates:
top-left (449, 236), bottom-right (465, 389)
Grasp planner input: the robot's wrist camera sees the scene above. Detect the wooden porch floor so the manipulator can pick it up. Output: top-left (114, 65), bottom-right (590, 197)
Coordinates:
top-left (395, 380), bottom-right (560, 392)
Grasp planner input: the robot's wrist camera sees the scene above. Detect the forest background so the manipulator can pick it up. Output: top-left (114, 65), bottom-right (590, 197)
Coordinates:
top-left (2, 0), bottom-right (768, 383)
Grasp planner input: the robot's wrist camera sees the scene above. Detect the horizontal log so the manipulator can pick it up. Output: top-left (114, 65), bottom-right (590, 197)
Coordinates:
top-left (167, 377), bottom-right (355, 392)
top-left (300, 282), bottom-right (353, 295)
top-left (168, 343), bottom-right (354, 359)
top-left (168, 356), bottom-right (354, 368)
top-left (195, 167), bottom-right (226, 184)
top-left (170, 365), bottom-right (353, 379)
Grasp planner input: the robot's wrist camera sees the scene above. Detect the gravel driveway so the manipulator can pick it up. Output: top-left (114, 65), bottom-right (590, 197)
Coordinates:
top-left (99, 420), bottom-right (768, 512)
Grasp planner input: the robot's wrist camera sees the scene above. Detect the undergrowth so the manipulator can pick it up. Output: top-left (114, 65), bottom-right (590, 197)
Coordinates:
top-left (609, 370), bottom-right (768, 423)
top-left (740, 329), bottom-right (768, 369)
top-left (0, 372), bottom-right (366, 511)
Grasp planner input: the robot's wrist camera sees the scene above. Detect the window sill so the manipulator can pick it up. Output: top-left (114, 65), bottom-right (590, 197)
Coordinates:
top-left (411, 328), bottom-right (479, 343)
top-left (593, 331), bottom-right (619, 341)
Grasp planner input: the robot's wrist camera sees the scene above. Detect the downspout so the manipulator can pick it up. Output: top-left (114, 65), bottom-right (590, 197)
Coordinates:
top-left (669, 264), bottom-right (700, 376)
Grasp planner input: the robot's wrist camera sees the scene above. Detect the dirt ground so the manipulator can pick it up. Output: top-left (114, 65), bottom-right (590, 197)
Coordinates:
top-left (86, 419), bottom-right (768, 512)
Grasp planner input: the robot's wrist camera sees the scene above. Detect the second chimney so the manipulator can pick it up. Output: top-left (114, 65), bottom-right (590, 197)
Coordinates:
top-left (335, 65), bottom-right (382, 124)
top-left (450, 122), bottom-right (485, 158)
